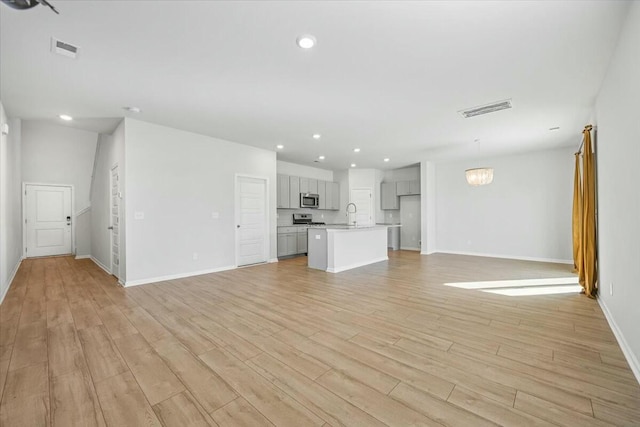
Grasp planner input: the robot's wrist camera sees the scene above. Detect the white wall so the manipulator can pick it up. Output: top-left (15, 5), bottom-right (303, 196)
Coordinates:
top-left (434, 147), bottom-right (574, 263)
top-left (594, 0), bottom-right (640, 380)
top-left (21, 121), bottom-right (98, 255)
top-left (124, 119), bottom-right (277, 284)
top-left (90, 123), bottom-right (126, 279)
top-left (420, 161), bottom-right (437, 254)
top-left (277, 160), bottom-right (333, 181)
top-left (0, 103), bottom-right (23, 303)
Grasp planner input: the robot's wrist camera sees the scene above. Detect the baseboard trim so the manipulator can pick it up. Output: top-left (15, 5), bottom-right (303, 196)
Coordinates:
top-left (400, 247), bottom-right (421, 251)
top-left (327, 256), bottom-right (389, 273)
top-left (0, 258), bottom-right (23, 305)
top-left (434, 250), bottom-right (573, 265)
top-left (75, 254), bottom-right (91, 260)
top-left (89, 256), bottom-right (111, 275)
top-left (597, 297), bottom-right (640, 384)
top-left (268, 258), bottom-right (279, 263)
top-left (124, 265), bottom-right (236, 287)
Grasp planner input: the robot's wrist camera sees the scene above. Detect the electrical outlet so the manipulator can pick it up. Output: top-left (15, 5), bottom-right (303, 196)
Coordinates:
top-left (193, 252), bottom-right (198, 261)
top-left (610, 282), bottom-right (613, 296)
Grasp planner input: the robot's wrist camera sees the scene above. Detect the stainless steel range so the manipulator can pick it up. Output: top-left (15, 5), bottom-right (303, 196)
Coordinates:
top-left (292, 213), bottom-right (325, 226)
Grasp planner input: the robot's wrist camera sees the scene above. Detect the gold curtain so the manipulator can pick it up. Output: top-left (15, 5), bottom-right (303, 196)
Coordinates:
top-left (573, 125), bottom-right (598, 297)
top-left (572, 152), bottom-right (583, 274)
top-left (581, 125), bottom-right (597, 297)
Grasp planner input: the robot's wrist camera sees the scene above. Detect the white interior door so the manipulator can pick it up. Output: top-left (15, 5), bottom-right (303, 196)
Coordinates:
top-left (110, 165), bottom-right (120, 278)
top-left (25, 184), bottom-right (72, 257)
top-left (236, 176), bottom-right (268, 266)
top-left (350, 188), bottom-right (373, 226)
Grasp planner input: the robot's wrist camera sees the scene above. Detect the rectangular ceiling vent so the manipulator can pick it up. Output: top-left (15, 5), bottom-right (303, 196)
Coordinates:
top-left (459, 99), bottom-right (512, 118)
top-left (51, 38), bottom-right (79, 59)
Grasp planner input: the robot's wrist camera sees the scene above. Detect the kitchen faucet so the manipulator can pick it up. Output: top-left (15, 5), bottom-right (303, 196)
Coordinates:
top-left (346, 203), bottom-right (357, 226)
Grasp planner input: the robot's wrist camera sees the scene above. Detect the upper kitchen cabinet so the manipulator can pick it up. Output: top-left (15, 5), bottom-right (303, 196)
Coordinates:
top-left (317, 181), bottom-right (326, 209)
top-left (331, 182), bottom-right (340, 210)
top-left (299, 177), bottom-right (318, 194)
top-left (277, 174), bottom-right (290, 208)
top-left (396, 180), bottom-right (420, 196)
top-left (289, 176), bottom-right (300, 208)
top-left (381, 182), bottom-right (399, 210)
top-left (277, 173), bottom-right (340, 210)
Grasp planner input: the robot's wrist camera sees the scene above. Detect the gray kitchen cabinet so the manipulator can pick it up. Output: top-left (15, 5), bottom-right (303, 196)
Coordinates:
top-left (325, 182), bottom-right (333, 210)
top-left (308, 178), bottom-right (318, 194)
top-left (317, 181), bottom-right (326, 209)
top-left (277, 233), bottom-right (297, 256)
top-left (331, 182), bottom-right (340, 210)
top-left (299, 177), bottom-right (309, 193)
top-left (396, 180), bottom-right (420, 196)
top-left (277, 174), bottom-right (290, 208)
top-left (381, 182), bottom-right (399, 209)
top-left (289, 176), bottom-right (300, 208)
top-left (297, 231), bottom-right (308, 253)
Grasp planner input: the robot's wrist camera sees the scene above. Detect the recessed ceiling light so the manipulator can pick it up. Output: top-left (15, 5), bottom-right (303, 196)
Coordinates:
top-left (549, 126), bottom-right (560, 131)
top-left (353, 148), bottom-right (361, 153)
top-left (318, 155), bottom-right (325, 160)
top-left (296, 35), bottom-right (316, 49)
top-left (123, 106), bottom-right (141, 113)
top-left (59, 114), bottom-right (73, 121)
top-left (312, 134), bottom-right (321, 140)
top-left (383, 158), bottom-right (390, 162)
top-left (350, 163), bottom-right (357, 168)
top-left (276, 144), bottom-right (284, 149)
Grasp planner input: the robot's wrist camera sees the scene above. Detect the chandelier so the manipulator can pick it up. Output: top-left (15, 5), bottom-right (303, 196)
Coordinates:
top-left (465, 167), bottom-right (494, 186)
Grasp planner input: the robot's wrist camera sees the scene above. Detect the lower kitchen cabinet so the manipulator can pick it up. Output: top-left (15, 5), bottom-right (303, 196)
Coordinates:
top-left (297, 232), bottom-right (308, 254)
top-left (277, 233), bottom-right (298, 257)
top-left (277, 227), bottom-right (308, 257)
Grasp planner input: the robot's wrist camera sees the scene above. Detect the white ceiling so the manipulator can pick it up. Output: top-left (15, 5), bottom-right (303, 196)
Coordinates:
top-left (0, 1), bottom-right (629, 170)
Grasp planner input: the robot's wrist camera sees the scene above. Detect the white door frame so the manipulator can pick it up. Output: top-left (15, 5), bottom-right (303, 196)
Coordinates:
top-left (110, 164), bottom-right (120, 278)
top-left (235, 173), bottom-right (270, 267)
top-left (22, 182), bottom-right (75, 258)
top-left (350, 187), bottom-right (373, 226)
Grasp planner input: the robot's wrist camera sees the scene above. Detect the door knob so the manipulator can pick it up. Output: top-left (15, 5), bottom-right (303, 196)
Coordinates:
top-left (237, 225), bottom-right (240, 228)
top-left (107, 226), bottom-right (114, 230)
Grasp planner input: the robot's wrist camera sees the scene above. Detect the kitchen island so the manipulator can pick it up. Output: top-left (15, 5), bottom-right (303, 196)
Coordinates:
top-left (307, 225), bottom-right (389, 273)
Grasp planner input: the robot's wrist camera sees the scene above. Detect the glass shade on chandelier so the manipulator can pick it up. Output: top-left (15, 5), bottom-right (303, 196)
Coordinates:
top-left (465, 167), bottom-right (494, 186)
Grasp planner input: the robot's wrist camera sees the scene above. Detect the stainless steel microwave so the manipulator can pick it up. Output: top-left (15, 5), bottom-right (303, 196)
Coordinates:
top-left (300, 193), bottom-right (319, 208)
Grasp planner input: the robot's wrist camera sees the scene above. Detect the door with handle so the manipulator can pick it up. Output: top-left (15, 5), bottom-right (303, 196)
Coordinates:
top-left (236, 176), bottom-right (268, 266)
top-left (24, 184), bottom-right (73, 257)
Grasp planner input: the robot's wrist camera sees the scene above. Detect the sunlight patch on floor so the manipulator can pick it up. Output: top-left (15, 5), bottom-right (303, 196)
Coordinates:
top-left (444, 276), bottom-right (581, 296)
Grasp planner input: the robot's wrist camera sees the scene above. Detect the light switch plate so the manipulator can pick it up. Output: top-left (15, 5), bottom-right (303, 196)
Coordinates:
top-left (134, 211), bottom-right (144, 220)
top-left (211, 212), bottom-right (220, 219)
top-left (315, 235), bottom-right (321, 240)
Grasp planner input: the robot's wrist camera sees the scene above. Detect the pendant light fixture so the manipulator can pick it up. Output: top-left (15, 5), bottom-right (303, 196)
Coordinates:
top-left (465, 167), bottom-right (494, 186)
top-left (466, 139), bottom-right (494, 186)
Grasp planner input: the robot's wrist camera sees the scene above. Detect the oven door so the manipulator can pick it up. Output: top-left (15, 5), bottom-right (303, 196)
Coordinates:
top-left (300, 193), bottom-right (319, 208)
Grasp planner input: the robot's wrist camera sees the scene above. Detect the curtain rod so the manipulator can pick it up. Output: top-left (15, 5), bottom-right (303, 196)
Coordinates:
top-left (576, 124), bottom-right (596, 155)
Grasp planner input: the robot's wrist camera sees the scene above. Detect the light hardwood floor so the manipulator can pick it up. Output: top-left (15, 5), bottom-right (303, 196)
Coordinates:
top-left (0, 252), bottom-right (638, 426)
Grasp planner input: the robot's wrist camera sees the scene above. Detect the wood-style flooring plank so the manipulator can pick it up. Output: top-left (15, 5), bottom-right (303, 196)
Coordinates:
top-left (199, 347), bottom-right (325, 426)
top-left (113, 333), bottom-right (185, 405)
top-left (152, 391), bottom-right (215, 427)
top-left (211, 397), bottom-right (274, 427)
top-left (94, 371), bottom-right (162, 427)
top-left (77, 325), bottom-right (128, 383)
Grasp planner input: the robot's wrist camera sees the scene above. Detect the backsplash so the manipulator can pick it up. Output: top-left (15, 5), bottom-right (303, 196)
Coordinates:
top-left (277, 208), bottom-right (347, 226)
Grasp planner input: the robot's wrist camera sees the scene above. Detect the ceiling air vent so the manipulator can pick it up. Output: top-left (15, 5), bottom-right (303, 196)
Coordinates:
top-left (459, 99), bottom-right (512, 118)
top-left (51, 38), bottom-right (79, 59)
